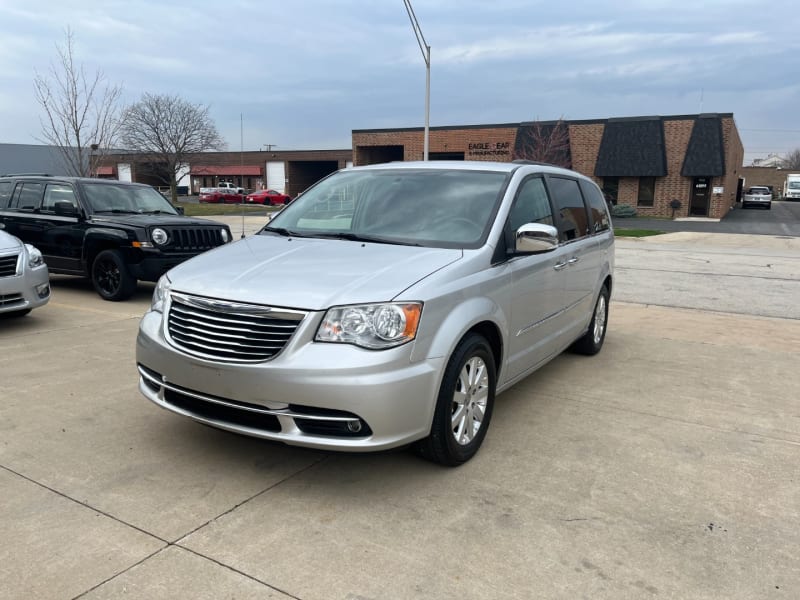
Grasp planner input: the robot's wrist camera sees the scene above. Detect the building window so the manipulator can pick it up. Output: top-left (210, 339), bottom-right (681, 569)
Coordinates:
top-left (638, 177), bottom-right (655, 207)
top-left (602, 177), bottom-right (619, 205)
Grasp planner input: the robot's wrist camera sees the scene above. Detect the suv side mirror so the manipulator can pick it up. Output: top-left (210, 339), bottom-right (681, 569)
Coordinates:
top-left (515, 223), bottom-right (559, 254)
top-left (54, 201), bottom-right (80, 218)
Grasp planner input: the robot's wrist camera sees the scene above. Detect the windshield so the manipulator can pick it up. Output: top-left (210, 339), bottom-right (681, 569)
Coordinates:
top-left (263, 169), bottom-right (508, 248)
top-left (789, 181), bottom-right (800, 189)
top-left (80, 183), bottom-right (179, 215)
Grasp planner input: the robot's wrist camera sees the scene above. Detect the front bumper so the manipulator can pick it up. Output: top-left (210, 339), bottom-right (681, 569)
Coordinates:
top-left (136, 308), bottom-right (443, 451)
top-left (0, 262), bottom-right (50, 314)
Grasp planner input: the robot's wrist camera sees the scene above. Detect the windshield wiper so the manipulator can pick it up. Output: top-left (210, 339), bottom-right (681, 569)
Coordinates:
top-left (261, 226), bottom-right (306, 237)
top-left (93, 209), bottom-right (140, 214)
top-left (312, 232), bottom-right (423, 246)
top-left (139, 209), bottom-right (175, 215)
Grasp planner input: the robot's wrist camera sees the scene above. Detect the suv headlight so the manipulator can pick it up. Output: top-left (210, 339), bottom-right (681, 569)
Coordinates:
top-left (152, 228), bottom-right (169, 245)
top-left (316, 302), bottom-right (422, 349)
top-left (151, 274), bottom-right (171, 312)
top-left (25, 244), bottom-right (44, 268)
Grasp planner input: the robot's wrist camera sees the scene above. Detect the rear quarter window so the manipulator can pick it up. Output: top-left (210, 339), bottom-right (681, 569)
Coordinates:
top-left (579, 180), bottom-right (611, 233)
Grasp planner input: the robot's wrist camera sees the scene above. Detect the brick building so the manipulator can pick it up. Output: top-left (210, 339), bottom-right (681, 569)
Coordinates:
top-left (352, 113), bottom-right (745, 219)
top-left (739, 166), bottom-right (794, 197)
top-left (98, 149), bottom-right (352, 197)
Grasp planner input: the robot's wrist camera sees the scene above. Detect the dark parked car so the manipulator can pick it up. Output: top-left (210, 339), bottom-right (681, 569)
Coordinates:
top-left (0, 175), bottom-right (232, 300)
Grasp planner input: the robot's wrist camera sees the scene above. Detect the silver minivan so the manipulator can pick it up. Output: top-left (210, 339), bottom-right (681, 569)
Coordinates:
top-left (136, 161), bottom-right (614, 465)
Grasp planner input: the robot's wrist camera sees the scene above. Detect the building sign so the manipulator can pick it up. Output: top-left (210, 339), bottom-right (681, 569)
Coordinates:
top-left (713, 186), bottom-right (724, 194)
top-left (467, 141), bottom-right (510, 157)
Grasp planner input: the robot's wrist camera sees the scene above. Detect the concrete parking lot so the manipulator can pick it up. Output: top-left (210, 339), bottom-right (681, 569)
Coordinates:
top-left (1, 226), bottom-right (799, 599)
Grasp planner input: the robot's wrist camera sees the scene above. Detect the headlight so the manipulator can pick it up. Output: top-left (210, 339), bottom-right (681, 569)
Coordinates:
top-left (152, 228), bottom-right (169, 245)
top-left (25, 244), bottom-right (44, 268)
top-left (151, 274), bottom-right (171, 312)
top-left (316, 302), bottom-right (422, 349)
top-left (221, 228), bottom-right (230, 243)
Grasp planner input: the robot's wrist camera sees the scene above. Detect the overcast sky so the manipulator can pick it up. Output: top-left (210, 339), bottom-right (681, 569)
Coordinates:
top-left (1, 0), bottom-right (798, 162)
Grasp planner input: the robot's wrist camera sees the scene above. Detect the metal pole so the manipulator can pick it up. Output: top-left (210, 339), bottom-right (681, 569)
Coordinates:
top-left (240, 113), bottom-right (246, 239)
top-left (403, 0), bottom-right (430, 161)
top-left (424, 45), bottom-right (430, 161)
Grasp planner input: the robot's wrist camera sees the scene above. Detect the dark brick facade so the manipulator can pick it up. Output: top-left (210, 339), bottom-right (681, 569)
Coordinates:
top-left (352, 114), bottom-right (744, 219)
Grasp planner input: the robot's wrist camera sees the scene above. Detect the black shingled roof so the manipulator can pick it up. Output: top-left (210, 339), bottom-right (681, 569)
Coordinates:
top-left (682, 115), bottom-right (726, 177)
top-left (594, 117), bottom-right (667, 177)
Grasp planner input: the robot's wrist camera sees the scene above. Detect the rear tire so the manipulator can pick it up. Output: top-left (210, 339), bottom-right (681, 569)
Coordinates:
top-left (416, 333), bottom-right (496, 466)
top-left (91, 249), bottom-right (137, 301)
top-left (571, 284), bottom-right (610, 356)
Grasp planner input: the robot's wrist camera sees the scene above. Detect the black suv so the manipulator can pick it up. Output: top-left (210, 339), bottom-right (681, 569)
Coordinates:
top-left (0, 175), bottom-right (233, 300)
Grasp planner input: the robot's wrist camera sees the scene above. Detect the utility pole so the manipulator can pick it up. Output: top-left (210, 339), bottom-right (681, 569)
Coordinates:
top-left (403, 0), bottom-right (430, 161)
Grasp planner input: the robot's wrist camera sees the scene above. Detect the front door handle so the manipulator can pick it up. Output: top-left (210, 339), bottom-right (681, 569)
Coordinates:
top-left (567, 256), bottom-right (580, 265)
top-left (554, 261), bottom-right (568, 271)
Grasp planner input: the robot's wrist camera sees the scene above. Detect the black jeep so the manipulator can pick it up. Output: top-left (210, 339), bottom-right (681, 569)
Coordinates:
top-left (0, 175), bottom-right (232, 300)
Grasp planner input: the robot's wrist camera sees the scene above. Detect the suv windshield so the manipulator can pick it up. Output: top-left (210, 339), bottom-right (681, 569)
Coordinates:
top-left (264, 169), bottom-right (508, 248)
top-left (80, 183), bottom-right (179, 215)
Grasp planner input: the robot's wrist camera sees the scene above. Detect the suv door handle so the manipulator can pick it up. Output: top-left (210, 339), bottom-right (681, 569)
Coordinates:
top-left (567, 256), bottom-right (580, 265)
top-left (553, 261), bottom-right (568, 271)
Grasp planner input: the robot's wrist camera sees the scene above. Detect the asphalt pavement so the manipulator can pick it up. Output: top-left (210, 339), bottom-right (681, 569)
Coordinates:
top-left (613, 199), bottom-right (800, 236)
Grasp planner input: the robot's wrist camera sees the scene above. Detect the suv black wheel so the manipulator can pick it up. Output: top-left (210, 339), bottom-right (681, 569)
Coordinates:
top-left (416, 333), bottom-right (496, 466)
top-left (570, 284), bottom-right (609, 355)
top-left (91, 249), bottom-right (137, 301)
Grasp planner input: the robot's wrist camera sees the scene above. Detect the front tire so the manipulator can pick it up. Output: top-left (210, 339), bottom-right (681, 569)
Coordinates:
top-left (571, 284), bottom-right (610, 355)
top-left (91, 249), bottom-right (137, 301)
top-left (416, 333), bottom-right (496, 466)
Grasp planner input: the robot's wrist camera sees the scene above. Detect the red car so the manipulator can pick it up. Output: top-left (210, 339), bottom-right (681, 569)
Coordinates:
top-left (246, 189), bottom-right (291, 205)
top-left (199, 190), bottom-right (226, 203)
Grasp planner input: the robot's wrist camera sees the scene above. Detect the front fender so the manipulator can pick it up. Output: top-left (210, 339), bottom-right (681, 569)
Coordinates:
top-left (412, 295), bottom-right (508, 364)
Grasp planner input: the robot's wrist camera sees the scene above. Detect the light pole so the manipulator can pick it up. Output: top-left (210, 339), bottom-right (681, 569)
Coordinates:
top-left (403, 0), bottom-right (430, 161)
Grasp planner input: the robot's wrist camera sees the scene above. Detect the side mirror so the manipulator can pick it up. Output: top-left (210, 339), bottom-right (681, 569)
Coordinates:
top-left (515, 223), bottom-right (559, 254)
top-left (54, 201), bottom-right (80, 218)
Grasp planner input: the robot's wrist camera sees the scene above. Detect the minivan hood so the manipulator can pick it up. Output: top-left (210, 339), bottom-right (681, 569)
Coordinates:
top-left (168, 234), bottom-right (462, 310)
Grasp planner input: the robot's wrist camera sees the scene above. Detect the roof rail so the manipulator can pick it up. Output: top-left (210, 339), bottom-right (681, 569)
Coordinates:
top-left (511, 160), bottom-right (556, 167)
top-left (0, 173), bottom-right (54, 177)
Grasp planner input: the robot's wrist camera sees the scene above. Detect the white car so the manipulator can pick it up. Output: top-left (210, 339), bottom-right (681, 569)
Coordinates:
top-left (0, 226), bottom-right (50, 317)
top-left (742, 186), bottom-right (772, 209)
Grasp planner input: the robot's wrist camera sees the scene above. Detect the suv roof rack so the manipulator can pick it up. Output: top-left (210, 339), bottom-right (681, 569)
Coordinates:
top-left (0, 173), bottom-right (54, 177)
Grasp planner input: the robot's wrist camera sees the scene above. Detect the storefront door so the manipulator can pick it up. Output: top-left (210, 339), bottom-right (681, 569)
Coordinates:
top-left (690, 177), bottom-right (710, 216)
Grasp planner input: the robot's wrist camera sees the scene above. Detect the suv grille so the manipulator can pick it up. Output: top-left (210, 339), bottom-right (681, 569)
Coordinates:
top-left (0, 253), bottom-right (19, 278)
top-left (166, 293), bottom-right (306, 363)
top-left (165, 227), bottom-right (225, 251)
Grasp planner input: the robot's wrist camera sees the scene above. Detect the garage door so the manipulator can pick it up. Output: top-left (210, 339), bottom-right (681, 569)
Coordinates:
top-left (266, 161), bottom-right (285, 193)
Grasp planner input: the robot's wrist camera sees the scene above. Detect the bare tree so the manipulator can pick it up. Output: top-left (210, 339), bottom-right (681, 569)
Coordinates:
top-left (513, 118), bottom-right (572, 168)
top-left (34, 29), bottom-right (122, 177)
top-left (783, 148), bottom-right (800, 170)
top-left (120, 93), bottom-right (226, 202)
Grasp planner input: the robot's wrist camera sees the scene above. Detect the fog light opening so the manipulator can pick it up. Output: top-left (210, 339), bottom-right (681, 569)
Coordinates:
top-left (36, 283), bottom-right (50, 298)
top-left (346, 420), bottom-right (363, 433)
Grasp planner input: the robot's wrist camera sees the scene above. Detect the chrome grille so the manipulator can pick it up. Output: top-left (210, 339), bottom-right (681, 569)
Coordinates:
top-left (166, 292), bottom-right (306, 362)
top-left (0, 253), bottom-right (19, 278)
top-left (165, 227), bottom-right (225, 251)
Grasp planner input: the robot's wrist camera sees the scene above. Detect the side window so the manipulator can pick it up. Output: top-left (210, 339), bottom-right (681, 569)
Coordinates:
top-left (547, 176), bottom-right (589, 242)
top-left (42, 184), bottom-right (79, 212)
top-left (580, 180), bottom-right (611, 233)
top-left (0, 181), bottom-right (12, 208)
top-left (10, 182), bottom-right (44, 211)
top-left (507, 177), bottom-right (554, 234)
